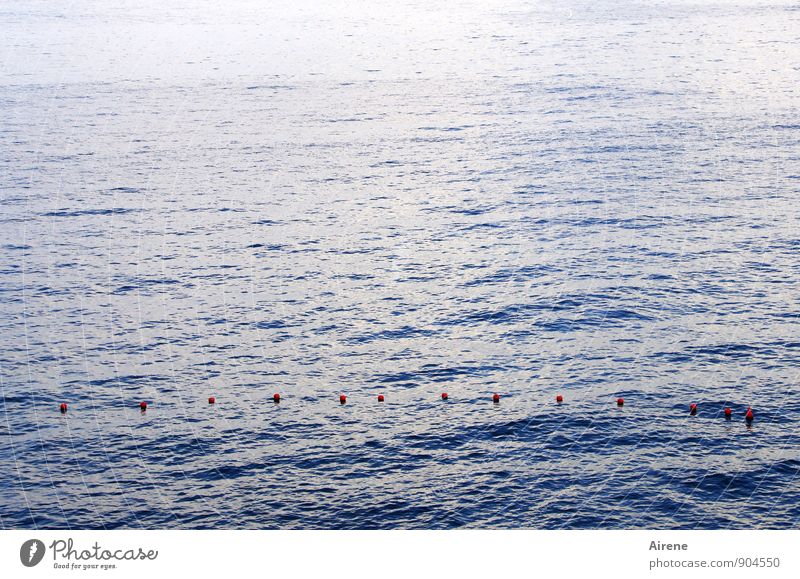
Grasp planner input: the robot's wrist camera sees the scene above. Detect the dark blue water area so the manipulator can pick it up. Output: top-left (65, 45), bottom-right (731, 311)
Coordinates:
top-left (2, 0), bottom-right (800, 529)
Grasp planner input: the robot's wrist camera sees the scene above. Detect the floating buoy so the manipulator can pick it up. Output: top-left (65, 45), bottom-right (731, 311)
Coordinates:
top-left (441, 392), bottom-right (448, 400)
top-left (340, 394), bottom-right (347, 404)
top-left (745, 407), bottom-right (754, 422)
top-left (59, 403), bottom-right (68, 413)
top-left (617, 398), bottom-right (624, 407)
top-left (208, 396), bottom-right (215, 405)
top-left (493, 393), bottom-right (500, 403)
top-left (556, 395), bottom-right (563, 403)
top-left (273, 393), bottom-right (281, 403)
top-left (689, 403), bottom-right (697, 415)
top-left (139, 401), bottom-right (147, 411)
top-left (377, 394), bottom-right (385, 402)
top-left (724, 407), bottom-right (732, 419)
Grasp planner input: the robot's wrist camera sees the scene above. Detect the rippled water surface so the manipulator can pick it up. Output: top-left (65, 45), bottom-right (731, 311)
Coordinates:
top-left (2, 0), bottom-right (800, 529)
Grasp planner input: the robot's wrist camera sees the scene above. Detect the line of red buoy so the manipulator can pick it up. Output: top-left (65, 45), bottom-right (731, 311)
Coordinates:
top-left (56, 396), bottom-right (757, 422)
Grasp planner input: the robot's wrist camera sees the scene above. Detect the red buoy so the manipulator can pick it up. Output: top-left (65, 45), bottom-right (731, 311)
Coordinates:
top-left (493, 393), bottom-right (500, 403)
top-left (617, 398), bottom-right (624, 407)
top-left (139, 401), bottom-right (147, 411)
top-left (377, 394), bottom-right (385, 402)
top-left (340, 394), bottom-right (347, 404)
top-left (745, 407), bottom-right (754, 421)
top-left (556, 395), bottom-right (563, 403)
top-left (689, 403), bottom-right (697, 415)
top-left (208, 396), bottom-right (215, 405)
top-left (724, 407), bottom-right (732, 418)
top-left (273, 393), bottom-right (281, 403)
top-left (59, 403), bottom-right (68, 413)
top-left (441, 392), bottom-right (448, 400)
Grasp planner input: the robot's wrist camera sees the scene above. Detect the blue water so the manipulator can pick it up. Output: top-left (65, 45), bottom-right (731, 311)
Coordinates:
top-left (2, 0), bottom-right (800, 529)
